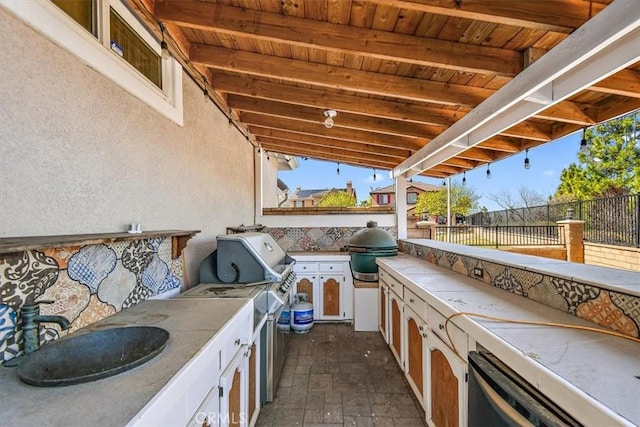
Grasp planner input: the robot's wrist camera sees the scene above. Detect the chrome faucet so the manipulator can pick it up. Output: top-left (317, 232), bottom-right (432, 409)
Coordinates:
top-left (21, 300), bottom-right (71, 355)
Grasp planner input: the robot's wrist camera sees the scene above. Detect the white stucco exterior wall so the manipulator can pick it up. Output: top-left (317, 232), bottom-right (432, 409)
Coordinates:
top-left (0, 9), bottom-right (255, 285)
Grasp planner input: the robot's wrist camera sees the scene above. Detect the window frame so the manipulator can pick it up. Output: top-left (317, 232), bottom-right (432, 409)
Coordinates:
top-left (378, 194), bottom-right (390, 205)
top-left (2, 0), bottom-right (183, 125)
top-left (407, 192), bottom-right (418, 204)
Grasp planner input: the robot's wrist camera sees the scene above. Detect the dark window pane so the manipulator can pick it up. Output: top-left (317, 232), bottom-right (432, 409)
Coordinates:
top-left (109, 8), bottom-right (161, 88)
top-left (52, 0), bottom-right (94, 34)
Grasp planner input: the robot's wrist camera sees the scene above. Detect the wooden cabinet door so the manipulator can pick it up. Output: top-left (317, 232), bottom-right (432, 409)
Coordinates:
top-left (379, 283), bottom-right (388, 342)
top-left (427, 335), bottom-right (467, 427)
top-left (228, 369), bottom-right (241, 427)
top-left (389, 293), bottom-right (402, 366)
top-left (407, 316), bottom-right (424, 398)
top-left (219, 345), bottom-right (249, 427)
top-left (320, 275), bottom-right (341, 318)
top-left (248, 343), bottom-right (256, 424)
top-left (294, 275), bottom-right (315, 304)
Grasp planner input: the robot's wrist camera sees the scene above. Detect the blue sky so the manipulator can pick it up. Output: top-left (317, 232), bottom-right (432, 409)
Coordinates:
top-left (278, 131), bottom-right (582, 212)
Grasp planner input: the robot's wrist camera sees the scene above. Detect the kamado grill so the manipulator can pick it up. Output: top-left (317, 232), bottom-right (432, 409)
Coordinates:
top-left (348, 221), bottom-right (398, 281)
top-left (183, 232), bottom-right (296, 403)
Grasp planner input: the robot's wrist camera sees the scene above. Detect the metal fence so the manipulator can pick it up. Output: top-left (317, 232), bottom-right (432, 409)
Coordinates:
top-left (466, 193), bottom-right (640, 248)
top-left (434, 225), bottom-right (564, 248)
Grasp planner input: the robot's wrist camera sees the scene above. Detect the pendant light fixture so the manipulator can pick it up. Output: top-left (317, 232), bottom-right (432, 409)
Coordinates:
top-left (159, 23), bottom-right (169, 60)
top-left (373, 168), bottom-right (377, 181)
top-left (462, 171), bottom-right (466, 186)
top-left (336, 162), bottom-right (340, 175)
top-left (442, 179), bottom-right (446, 186)
top-left (579, 127), bottom-right (589, 155)
top-left (524, 149), bottom-right (531, 170)
top-left (324, 110), bottom-right (337, 128)
top-left (486, 163), bottom-right (492, 179)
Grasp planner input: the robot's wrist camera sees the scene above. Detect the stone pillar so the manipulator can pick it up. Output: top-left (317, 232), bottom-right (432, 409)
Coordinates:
top-left (417, 221), bottom-right (437, 240)
top-left (557, 220), bottom-right (585, 263)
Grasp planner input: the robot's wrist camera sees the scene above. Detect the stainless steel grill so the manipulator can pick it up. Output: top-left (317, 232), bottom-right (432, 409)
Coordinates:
top-left (194, 232), bottom-right (296, 403)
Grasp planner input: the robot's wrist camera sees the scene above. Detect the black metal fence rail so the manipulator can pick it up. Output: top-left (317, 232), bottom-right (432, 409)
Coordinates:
top-left (466, 194), bottom-right (639, 248)
top-left (434, 225), bottom-right (565, 248)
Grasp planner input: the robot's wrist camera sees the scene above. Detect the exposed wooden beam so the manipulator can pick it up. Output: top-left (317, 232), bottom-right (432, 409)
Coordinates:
top-left (249, 127), bottom-right (412, 160)
top-left (192, 44), bottom-right (494, 107)
top-left (366, 0), bottom-right (606, 34)
top-left (213, 74), bottom-right (459, 127)
top-left (589, 69), bottom-right (640, 99)
top-left (241, 112), bottom-right (426, 151)
top-left (258, 138), bottom-right (399, 169)
top-left (228, 95), bottom-right (443, 139)
top-left (155, 0), bottom-right (521, 76)
top-left (455, 147), bottom-right (496, 162)
top-left (441, 157), bottom-right (478, 169)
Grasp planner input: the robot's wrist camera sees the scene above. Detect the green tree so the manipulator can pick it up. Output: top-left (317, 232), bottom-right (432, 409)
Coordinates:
top-left (317, 190), bottom-right (356, 207)
top-left (413, 183), bottom-right (479, 221)
top-left (555, 113), bottom-right (640, 199)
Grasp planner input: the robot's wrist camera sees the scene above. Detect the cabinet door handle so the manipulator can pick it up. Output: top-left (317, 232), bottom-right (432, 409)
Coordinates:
top-left (439, 324), bottom-right (444, 330)
top-left (235, 338), bottom-right (241, 345)
top-left (418, 325), bottom-right (423, 331)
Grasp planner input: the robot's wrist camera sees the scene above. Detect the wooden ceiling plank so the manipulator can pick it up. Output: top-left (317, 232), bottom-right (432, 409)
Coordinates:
top-left (241, 112), bottom-right (426, 151)
top-left (589, 69), bottom-right (640, 99)
top-left (227, 94), bottom-right (442, 139)
top-left (191, 44), bottom-right (492, 107)
top-left (455, 147), bottom-right (495, 162)
top-left (441, 157), bottom-right (478, 168)
top-left (365, 0), bottom-right (607, 33)
top-left (154, 0), bottom-right (522, 76)
top-left (249, 127), bottom-right (412, 159)
top-left (259, 139), bottom-right (398, 169)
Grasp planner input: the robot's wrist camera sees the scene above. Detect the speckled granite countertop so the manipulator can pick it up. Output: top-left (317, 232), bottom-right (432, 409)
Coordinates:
top-left (378, 254), bottom-right (640, 426)
top-left (0, 298), bottom-right (251, 426)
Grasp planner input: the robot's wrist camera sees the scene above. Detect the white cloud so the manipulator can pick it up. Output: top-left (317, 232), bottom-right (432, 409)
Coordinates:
top-left (543, 170), bottom-right (554, 176)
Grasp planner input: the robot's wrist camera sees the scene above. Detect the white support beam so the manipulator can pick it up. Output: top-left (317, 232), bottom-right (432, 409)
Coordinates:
top-left (395, 175), bottom-right (407, 239)
top-left (394, 0), bottom-right (640, 178)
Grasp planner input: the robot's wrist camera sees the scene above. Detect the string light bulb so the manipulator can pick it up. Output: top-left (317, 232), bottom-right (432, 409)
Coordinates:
top-left (579, 128), bottom-right (589, 155)
top-left (462, 172), bottom-right (466, 186)
top-left (373, 168), bottom-right (377, 181)
top-left (486, 163), bottom-right (492, 179)
top-left (202, 76), bottom-right (209, 103)
top-left (524, 149), bottom-right (531, 170)
top-left (442, 179), bottom-right (446, 186)
top-left (336, 162), bottom-right (340, 175)
top-left (159, 23), bottom-right (169, 60)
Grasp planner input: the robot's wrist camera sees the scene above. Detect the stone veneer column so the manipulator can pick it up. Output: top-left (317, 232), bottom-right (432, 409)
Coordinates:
top-left (557, 220), bottom-right (585, 263)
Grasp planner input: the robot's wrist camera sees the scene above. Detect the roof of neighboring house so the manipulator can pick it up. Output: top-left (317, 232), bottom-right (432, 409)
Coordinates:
top-left (370, 182), bottom-right (443, 194)
top-left (293, 188), bottom-right (346, 199)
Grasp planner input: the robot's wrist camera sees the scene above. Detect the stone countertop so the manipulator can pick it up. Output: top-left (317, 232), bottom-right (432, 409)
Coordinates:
top-left (377, 254), bottom-right (640, 427)
top-left (0, 298), bottom-right (251, 427)
top-left (403, 239), bottom-right (640, 296)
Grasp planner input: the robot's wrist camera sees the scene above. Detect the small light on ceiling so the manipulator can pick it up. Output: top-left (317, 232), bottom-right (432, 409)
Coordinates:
top-left (202, 76), bottom-right (209, 103)
top-left (160, 23), bottom-right (169, 60)
top-left (336, 162), bottom-right (340, 175)
top-left (373, 168), bottom-right (377, 182)
top-left (486, 163), bottom-right (492, 179)
top-left (462, 171), bottom-right (466, 186)
top-left (324, 110), bottom-right (337, 128)
top-left (524, 149), bottom-right (531, 170)
top-left (442, 179), bottom-right (446, 186)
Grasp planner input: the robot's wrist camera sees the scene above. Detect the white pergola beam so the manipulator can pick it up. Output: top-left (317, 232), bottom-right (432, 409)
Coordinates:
top-left (395, 0), bottom-right (640, 178)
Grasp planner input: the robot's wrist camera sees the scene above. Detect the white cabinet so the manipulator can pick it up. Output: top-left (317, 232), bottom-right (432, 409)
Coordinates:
top-left (219, 344), bottom-right (251, 427)
top-left (378, 280), bottom-right (389, 343)
top-left (292, 257), bottom-right (353, 321)
top-left (426, 332), bottom-right (467, 427)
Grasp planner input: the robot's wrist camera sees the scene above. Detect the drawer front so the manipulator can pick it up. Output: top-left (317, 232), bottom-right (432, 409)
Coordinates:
top-left (293, 262), bottom-right (319, 273)
top-left (427, 306), bottom-right (468, 356)
top-left (221, 310), bottom-right (252, 367)
top-left (318, 262), bottom-right (344, 273)
top-left (404, 287), bottom-right (427, 322)
top-left (379, 268), bottom-right (403, 298)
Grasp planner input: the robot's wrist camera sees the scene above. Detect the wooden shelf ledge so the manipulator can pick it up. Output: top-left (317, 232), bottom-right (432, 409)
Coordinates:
top-left (0, 230), bottom-right (200, 259)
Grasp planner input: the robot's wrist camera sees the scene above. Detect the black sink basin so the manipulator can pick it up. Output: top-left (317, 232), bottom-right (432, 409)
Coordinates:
top-left (17, 326), bottom-right (169, 387)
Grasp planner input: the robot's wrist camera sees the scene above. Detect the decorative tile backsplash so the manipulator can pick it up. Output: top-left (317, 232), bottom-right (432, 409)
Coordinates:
top-left (399, 240), bottom-right (640, 338)
top-left (266, 226), bottom-right (397, 252)
top-left (0, 238), bottom-right (184, 363)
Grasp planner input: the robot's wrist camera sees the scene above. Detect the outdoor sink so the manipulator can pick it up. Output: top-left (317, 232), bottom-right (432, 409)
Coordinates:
top-left (16, 326), bottom-right (169, 387)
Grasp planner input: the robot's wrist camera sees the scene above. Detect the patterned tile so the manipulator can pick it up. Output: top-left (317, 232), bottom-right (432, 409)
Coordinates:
top-left (39, 272), bottom-right (91, 324)
top-left (552, 279), bottom-right (600, 315)
top-left (510, 268), bottom-right (544, 295)
top-left (492, 268), bottom-right (525, 296)
top-left (96, 261), bottom-right (136, 309)
top-left (0, 304), bottom-right (17, 344)
top-left (576, 291), bottom-right (639, 337)
top-left (121, 240), bottom-right (154, 275)
top-left (156, 238), bottom-right (172, 264)
top-left (122, 281), bottom-right (153, 309)
top-left (67, 245), bottom-right (117, 293)
top-left (72, 294), bottom-right (116, 331)
top-left (0, 250), bottom-right (59, 307)
top-left (443, 252), bottom-right (459, 268)
top-left (460, 256), bottom-right (476, 276)
top-left (41, 245), bottom-right (81, 269)
top-left (527, 280), bottom-right (569, 312)
top-left (609, 292), bottom-right (640, 334)
top-left (141, 254), bottom-right (169, 294)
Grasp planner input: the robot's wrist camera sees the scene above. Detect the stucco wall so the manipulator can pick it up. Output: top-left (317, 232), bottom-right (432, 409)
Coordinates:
top-left (585, 243), bottom-right (640, 272)
top-left (0, 9), bottom-right (255, 285)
